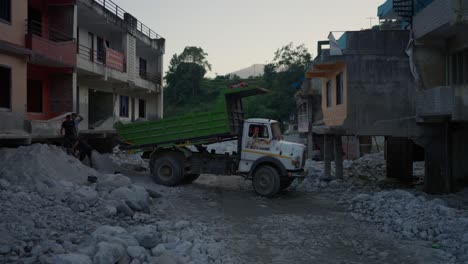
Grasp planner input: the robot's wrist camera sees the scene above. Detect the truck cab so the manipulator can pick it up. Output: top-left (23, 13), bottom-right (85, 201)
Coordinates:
top-left (238, 118), bottom-right (306, 196)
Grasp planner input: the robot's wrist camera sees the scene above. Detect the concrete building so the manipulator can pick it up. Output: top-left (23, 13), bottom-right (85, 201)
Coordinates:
top-left (377, 0), bottom-right (468, 193)
top-left (0, 0), bottom-right (30, 144)
top-left (76, 0), bottom-right (164, 132)
top-left (300, 0), bottom-right (468, 193)
top-left (0, 0), bottom-right (164, 145)
top-left (303, 30), bottom-right (417, 176)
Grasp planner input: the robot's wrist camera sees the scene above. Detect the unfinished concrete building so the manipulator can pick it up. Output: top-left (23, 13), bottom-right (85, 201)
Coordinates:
top-left (301, 0), bottom-right (468, 193)
top-left (0, 0), bottom-right (76, 145)
top-left (0, 0), bottom-right (164, 145)
top-left (305, 30), bottom-right (418, 178)
top-left (76, 0), bottom-right (164, 133)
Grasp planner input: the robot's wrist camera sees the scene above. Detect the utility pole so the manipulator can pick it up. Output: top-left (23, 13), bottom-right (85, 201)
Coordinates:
top-left (366, 17), bottom-right (376, 28)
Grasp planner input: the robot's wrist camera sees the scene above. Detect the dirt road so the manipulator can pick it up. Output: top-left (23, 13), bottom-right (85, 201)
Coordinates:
top-left (132, 174), bottom-right (446, 264)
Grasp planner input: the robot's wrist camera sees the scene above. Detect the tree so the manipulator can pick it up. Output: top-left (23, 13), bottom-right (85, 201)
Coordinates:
top-left (164, 46), bottom-right (211, 109)
top-left (246, 43), bottom-right (312, 127)
top-left (272, 43), bottom-right (311, 71)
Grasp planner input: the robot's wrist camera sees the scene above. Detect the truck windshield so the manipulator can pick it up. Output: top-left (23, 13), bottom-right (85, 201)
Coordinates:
top-left (271, 123), bottom-right (282, 140)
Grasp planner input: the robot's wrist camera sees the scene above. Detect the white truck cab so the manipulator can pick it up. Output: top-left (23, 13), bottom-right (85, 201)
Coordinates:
top-left (237, 118), bottom-right (306, 196)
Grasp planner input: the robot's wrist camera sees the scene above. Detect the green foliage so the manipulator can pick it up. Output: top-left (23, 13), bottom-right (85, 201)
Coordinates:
top-left (164, 43), bottom-right (312, 129)
top-left (245, 43), bottom-right (311, 125)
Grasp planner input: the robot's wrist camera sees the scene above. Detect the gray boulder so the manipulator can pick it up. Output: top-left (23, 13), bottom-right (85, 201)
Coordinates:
top-left (51, 253), bottom-right (92, 264)
top-left (67, 186), bottom-right (98, 211)
top-left (131, 225), bottom-right (161, 249)
top-left (97, 174), bottom-right (131, 192)
top-left (148, 253), bottom-right (179, 264)
top-left (93, 242), bottom-right (126, 264)
top-left (109, 185), bottom-right (150, 207)
top-left (126, 245), bottom-right (147, 260)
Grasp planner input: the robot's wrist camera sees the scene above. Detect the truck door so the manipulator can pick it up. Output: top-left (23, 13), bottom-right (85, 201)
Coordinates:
top-left (239, 124), bottom-right (273, 172)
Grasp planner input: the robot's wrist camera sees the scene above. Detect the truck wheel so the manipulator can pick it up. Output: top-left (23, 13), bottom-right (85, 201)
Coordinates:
top-left (152, 154), bottom-right (184, 186)
top-left (183, 173), bottom-right (200, 184)
top-left (252, 165), bottom-right (281, 198)
top-left (280, 177), bottom-right (295, 190)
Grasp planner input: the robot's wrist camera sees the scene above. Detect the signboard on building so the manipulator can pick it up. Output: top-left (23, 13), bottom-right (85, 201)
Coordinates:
top-left (106, 49), bottom-right (125, 72)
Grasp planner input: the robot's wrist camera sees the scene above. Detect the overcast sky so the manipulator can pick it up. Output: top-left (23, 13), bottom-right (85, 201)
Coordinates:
top-left (112, 0), bottom-right (382, 76)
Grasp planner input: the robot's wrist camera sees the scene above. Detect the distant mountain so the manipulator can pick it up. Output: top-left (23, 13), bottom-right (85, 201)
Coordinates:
top-left (229, 64), bottom-right (265, 79)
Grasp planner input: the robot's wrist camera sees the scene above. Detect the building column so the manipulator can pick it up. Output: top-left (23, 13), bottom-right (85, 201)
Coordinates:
top-left (334, 136), bottom-right (343, 179)
top-left (423, 124), bottom-right (452, 194)
top-left (307, 96), bottom-right (314, 158)
top-left (324, 134), bottom-right (332, 178)
top-left (386, 137), bottom-right (413, 183)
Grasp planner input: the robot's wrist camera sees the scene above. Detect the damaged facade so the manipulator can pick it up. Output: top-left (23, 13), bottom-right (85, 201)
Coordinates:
top-left (0, 0), bottom-right (164, 145)
top-left (299, 0), bottom-right (468, 193)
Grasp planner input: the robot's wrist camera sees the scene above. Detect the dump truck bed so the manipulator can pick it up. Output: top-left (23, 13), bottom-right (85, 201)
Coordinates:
top-left (116, 87), bottom-right (268, 149)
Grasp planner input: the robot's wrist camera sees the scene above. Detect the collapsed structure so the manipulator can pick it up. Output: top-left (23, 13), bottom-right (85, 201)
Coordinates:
top-left (297, 0), bottom-right (468, 193)
top-left (0, 0), bottom-right (164, 145)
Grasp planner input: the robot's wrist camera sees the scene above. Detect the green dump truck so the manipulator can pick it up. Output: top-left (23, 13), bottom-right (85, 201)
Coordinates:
top-left (117, 86), bottom-right (306, 197)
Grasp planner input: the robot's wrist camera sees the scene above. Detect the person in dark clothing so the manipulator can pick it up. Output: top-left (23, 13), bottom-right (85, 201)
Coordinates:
top-left (73, 137), bottom-right (93, 167)
top-left (61, 115), bottom-right (76, 152)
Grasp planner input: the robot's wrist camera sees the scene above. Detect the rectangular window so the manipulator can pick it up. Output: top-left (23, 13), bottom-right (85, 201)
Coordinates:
top-left (139, 58), bottom-right (147, 79)
top-left (119, 95), bottom-right (129, 117)
top-left (0, 0), bottom-right (11, 23)
top-left (248, 125), bottom-right (269, 139)
top-left (336, 73), bottom-right (343, 105)
top-left (0, 66), bottom-right (11, 109)
top-left (88, 32), bottom-right (94, 61)
top-left (138, 99), bottom-right (146, 118)
top-left (27, 80), bottom-right (43, 113)
top-left (326, 80), bottom-right (332, 107)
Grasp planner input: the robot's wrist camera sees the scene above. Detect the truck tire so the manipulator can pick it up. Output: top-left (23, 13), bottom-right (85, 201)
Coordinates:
top-left (183, 173), bottom-right (200, 184)
top-left (280, 177), bottom-right (295, 190)
top-left (252, 165), bottom-right (281, 198)
top-left (152, 154), bottom-right (184, 186)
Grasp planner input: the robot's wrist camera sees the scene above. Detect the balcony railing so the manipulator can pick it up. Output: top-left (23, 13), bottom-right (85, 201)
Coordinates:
top-left (78, 44), bottom-right (125, 72)
top-left (91, 0), bottom-right (163, 40)
top-left (26, 20), bottom-right (76, 66)
top-left (138, 70), bottom-right (162, 85)
top-left (27, 20), bottom-right (74, 42)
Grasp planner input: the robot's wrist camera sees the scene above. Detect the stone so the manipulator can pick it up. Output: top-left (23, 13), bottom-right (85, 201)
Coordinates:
top-left (130, 259), bottom-right (141, 264)
top-left (31, 245), bottom-right (45, 256)
top-left (328, 179), bottom-right (342, 189)
top-left (131, 225), bottom-right (161, 249)
top-left (0, 245), bottom-right (11, 255)
top-left (145, 189), bottom-right (162, 199)
top-left (352, 194), bottom-right (371, 203)
top-left (100, 205), bottom-right (118, 218)
top-left (151, 244), bottom-right (166, 256)
top-left (126, 201), bottom-right (143, 212)
top-left (127, 246), bottom-right (146, 260)
top-left (0, 179), bottom-right (10, 190)
top-left (117, 203), bottom-right (135, 217)
top-left (51, 253), bottom-right (92, 264)
top-left (97, 174), bottom-right (131, 192)
top-left (174, 221), bottom-right (190, 230)
top-left (68, 187), bottom-right (98, 206)
top-left (109, 185), bottom-right (149, 207)
top-left (92, 226), bottom-right (128, 238)
top-left (148, 253), bottom-right (179, 264)
top-left (93, 242), bottom-right (126, 264)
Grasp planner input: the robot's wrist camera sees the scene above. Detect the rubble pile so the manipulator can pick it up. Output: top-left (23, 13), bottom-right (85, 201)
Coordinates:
top-left (347, 190), bottom-right (468, 262)
top-left (343, 152), bottom-right (386, 181)
top-left (0, 144), bottom-right (232, 264)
